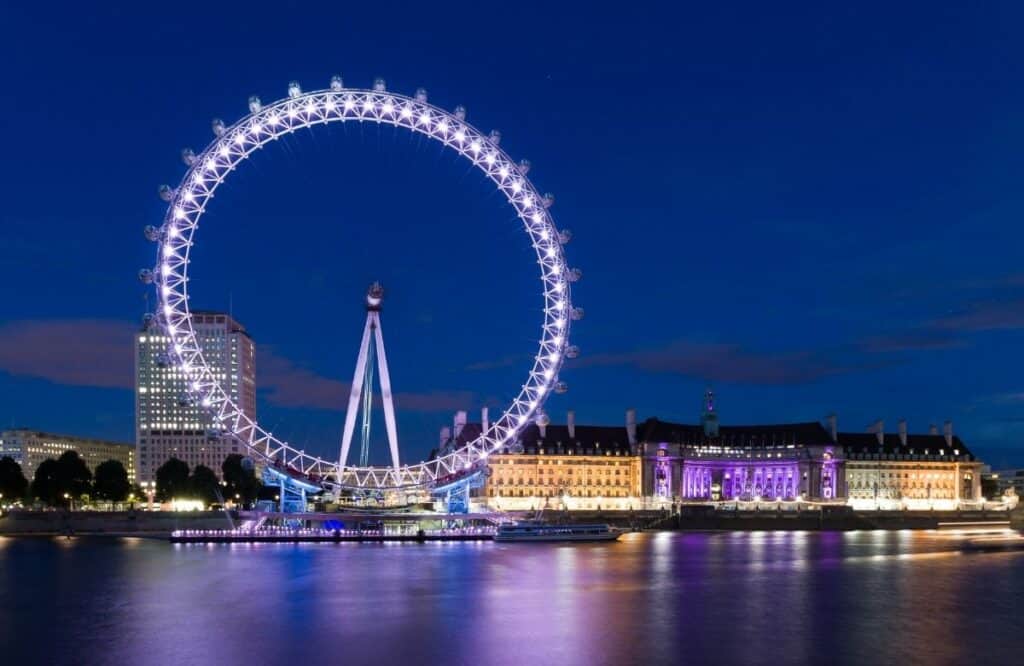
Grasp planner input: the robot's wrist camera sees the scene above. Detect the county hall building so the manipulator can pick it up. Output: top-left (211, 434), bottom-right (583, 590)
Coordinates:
top-left (441, 391), bottom-right (985, 510)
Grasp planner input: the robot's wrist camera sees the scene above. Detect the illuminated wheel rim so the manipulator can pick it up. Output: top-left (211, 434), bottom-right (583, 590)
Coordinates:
top-left (147, 78), bottom-right (578, 490)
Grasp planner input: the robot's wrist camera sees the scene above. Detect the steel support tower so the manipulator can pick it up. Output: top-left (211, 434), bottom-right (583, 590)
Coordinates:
top-left (338, 283), bottom-right (401, 473)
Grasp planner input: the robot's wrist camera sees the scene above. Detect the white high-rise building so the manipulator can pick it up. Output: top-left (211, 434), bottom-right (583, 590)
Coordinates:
top-left (135, 312), bottom-right (256, 481)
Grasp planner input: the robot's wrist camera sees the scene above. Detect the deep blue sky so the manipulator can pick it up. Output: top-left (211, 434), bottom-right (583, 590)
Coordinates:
top-left (2, 2), bottom-right (1023, 467)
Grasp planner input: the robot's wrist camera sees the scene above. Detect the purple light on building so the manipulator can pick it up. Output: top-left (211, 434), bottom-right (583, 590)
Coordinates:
top-left (682, 461), bottom-right (800, 500)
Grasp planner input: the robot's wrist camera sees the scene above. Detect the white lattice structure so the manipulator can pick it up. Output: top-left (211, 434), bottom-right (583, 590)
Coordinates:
top-left (141, 76), bottom-right (581, 490)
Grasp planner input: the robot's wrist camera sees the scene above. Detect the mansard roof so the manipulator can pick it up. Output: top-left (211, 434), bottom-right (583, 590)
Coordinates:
top-left (441, 421), bottom-right (633, 455)
top-left (837, 432), bottom-right (975, 461)
top-left (639, 418), bottom-right (832, 448)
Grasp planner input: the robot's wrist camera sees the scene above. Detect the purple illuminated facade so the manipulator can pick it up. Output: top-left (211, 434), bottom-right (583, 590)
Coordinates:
top-left (639, 396), bottom-right (845, 502)
top-left (647, 445), bottom-right (842, 501)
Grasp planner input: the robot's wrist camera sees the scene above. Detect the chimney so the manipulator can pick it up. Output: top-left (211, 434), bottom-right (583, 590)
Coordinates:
top-left (536, 412), bottom-right (549, 439)
top-left (454, 410), bottom-right (467, 440)
top-left (867, 419), bottom-right (884, 446)
top-left (898, 419), bottom-right (907, 447)
top-left (943, 420), bottom-right (953, 447)
top-left (826, 414), bottom-right (837, 442)
top-left (567, 410), bottom-right (576, 439)
top-left (439, 426), bottom-right (451, 448)
top-left (481, 406), bottom-right (489, 435)
top-left (929, 424), bottom-right (939, 435)
top-left (626, 408), bottom-right (637, 445)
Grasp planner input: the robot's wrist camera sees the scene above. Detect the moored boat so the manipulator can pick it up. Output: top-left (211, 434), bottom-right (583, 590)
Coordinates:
top-left (494, 521), bottom-right (621, 542)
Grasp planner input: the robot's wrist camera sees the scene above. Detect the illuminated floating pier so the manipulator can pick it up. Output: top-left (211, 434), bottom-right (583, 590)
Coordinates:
top-left (170, 526), bottom-right (496, 544)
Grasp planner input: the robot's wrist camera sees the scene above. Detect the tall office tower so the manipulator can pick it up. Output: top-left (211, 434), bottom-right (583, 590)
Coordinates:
top-left (135, 311), bottom-right (256, 481)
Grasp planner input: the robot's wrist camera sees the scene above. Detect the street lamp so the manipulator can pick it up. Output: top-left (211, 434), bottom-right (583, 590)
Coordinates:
top-left (143, 481), bottom-right (156, 510)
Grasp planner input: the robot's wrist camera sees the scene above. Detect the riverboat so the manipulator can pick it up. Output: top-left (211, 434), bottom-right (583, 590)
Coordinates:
top-left (494, 522), bottom-right (621, 542)
top-left (962, 533), bottom-right (1024, 553)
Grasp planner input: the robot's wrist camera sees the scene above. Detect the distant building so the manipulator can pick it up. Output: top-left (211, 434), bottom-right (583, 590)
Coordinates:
top-left (438, 410), bottom-right (642, 511)
top-left (0, 429), bottom-right (135, 483)
top-left (988, 468), bottom-right (1024, 498)
top-left (135, 311), bottom-right (256, 481)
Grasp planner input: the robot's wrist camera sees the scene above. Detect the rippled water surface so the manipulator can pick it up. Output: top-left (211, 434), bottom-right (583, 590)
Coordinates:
top-left (2, 531), bottom-right (1022, 665)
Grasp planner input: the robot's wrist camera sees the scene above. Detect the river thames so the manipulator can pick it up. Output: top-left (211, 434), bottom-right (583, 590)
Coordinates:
top-left (1, 530), bottom-right (1021, 665)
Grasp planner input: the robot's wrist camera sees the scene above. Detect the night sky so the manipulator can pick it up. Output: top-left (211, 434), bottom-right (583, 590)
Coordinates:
top-left (2, 3), bottom-right (1023, 468)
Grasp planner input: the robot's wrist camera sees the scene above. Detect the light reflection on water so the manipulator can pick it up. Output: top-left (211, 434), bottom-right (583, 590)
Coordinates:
top-left (1, 531), bottom-right (1022, 665)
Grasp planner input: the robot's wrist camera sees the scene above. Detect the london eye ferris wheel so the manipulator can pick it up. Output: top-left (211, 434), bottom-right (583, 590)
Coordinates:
top-left (140, 75), bottom-right (582, 492)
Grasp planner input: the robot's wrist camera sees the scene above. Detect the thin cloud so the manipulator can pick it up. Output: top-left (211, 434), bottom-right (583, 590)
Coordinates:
top-left (0, 319), bottom-right (135, 389)
top-left (580, 341), bottom-right (862, 385)
top-left (858, 330), bottom-right (966, 353)
top-left (258, 346), bottom-right (475, 413)
top-left (257, 348), bottom-right (349, 410)
top-left (0, 321), bottom-right (472, 415)
top-left (932, 298), bottom-right (1024, 332)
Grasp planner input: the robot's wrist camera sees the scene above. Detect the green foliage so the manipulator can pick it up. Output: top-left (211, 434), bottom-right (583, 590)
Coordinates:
top-left (222, 454), bottom-right (261, 507)
top-left (57, 451), bottom-right (92, 497)
top-left (0, 456), bottom-right (29, 502)
top-left (188, 465), bottom-right (220, 505)
top-left (155, 457), bottom-right (190, 501)
top-left (31, 459), bottom-right (62, 505)
top-left (30, 451), bottom-right (93, 506)
top-left (93, 459), bottom-right (131, 502)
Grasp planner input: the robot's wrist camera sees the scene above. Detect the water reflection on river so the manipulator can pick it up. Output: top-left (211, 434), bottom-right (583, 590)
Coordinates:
top-left (1, 530), bottom-right (1021, 665)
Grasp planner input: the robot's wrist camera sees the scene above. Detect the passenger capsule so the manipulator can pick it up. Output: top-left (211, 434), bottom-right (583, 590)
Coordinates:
top-left (373, 77), bottom-right (386, 91)
top-left (554, 382), bottom-right (569, 394)
top-left (558, 229), bottom-right (573, 244)
top-left (158, 184), bottom-right (175, 202)
top-left (144, 225), bottom-right (161, 242)
top-left (178, 395), bottom-right (194, 407)
top-left (570, 307), bottom-right (585, 321)
top-left (565, 345), bottom-right (580, 359)
top-left (535, 412), bottom-right (550, 426)
top-left (248, 95), bottom-right (262, 113)
top-left (415, 87), bottom-right (428, 102)
top-left (543, 193), bottom-right (555, 209)
top-left (330, 75), bottom-right (344, 91)
top-left (568, 268), bottom-right (582, 283)
top-left (181, 148), bottom-right (196, 166)
top-left (454, 105), bottom-right (467, 120)
top-left (138, 268), bottom-right (154, 284)
top-left (211, 118), bottom-right (226, 136)
top-left (287, 81), bottom-right (302, 98)
top-left (155, 353), bottom-right (170, 368)
top-left (518, 159), bottom-right (531, 174)
top-left (489, 129), bottom-right (502, 145)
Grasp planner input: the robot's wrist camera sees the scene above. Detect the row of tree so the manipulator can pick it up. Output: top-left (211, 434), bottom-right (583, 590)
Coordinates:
top-left (153, 454), bottom-right (262, 506)
top-left (0, 452), bottom-right (263, 508)
top-left (0, 451), bottom-right (131, 507)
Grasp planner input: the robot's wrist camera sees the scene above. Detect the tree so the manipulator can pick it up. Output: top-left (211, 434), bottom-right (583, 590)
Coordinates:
top-left (31, 458), bottom-right (63, 506)
top-left (57, 451), bottom-right (93, 500)
top-left (222, 454), bottom-right (261, 507)
top-left (0, 456), bottom-right (28, 502)
top-left (155, 457), bottom-right (190, 501)
top-left (30, 451), bottom-right (93, 507)
top-left (93, 460), bottom-right (131, 502)
top-left (188, 465), bottom-right (220, 505)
